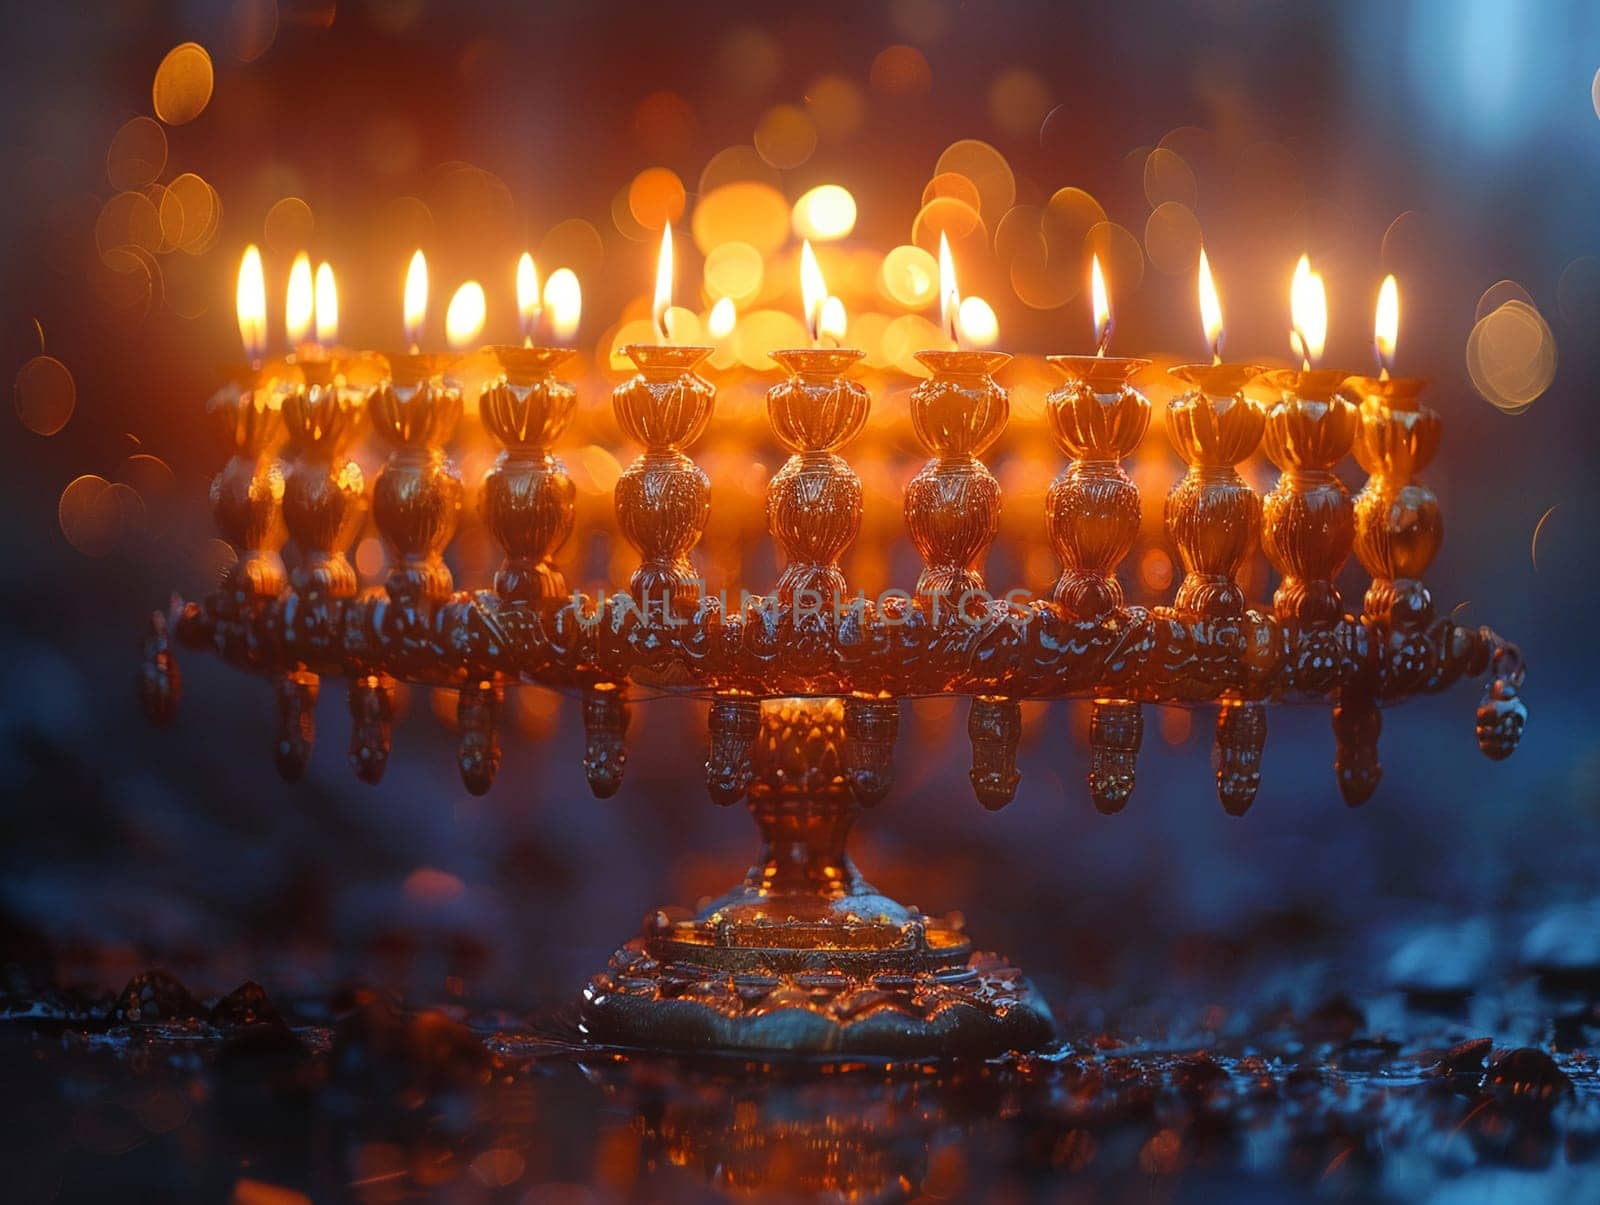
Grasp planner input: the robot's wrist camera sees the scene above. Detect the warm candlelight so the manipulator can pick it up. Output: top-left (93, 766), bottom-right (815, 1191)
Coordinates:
top-left (957, 296), bottom-right (998, 348)
top-left (446, 281), bottom-right (487, 351)
top-left (653, 221), bottom-right (674, 343)
top-left (1197, 247), bottom-right (1223, 365)
top-left (708, 296), bottom-right (736, 339)
top-left (236, 245), bottom-right (267, 367)
top-left (517, 253), bottom-right (540, 347)
top-left (314, 262), bottom-right (338, 347)
top-left (938, 231), bottom-right (960, 348)
top-left (1091, 253), bottom-right (1111, 356)
top-left (1375, 274), bottom-right (1399, 380)
top-left (819, 296), bottom-right (847, 347)
top-left (544, 267), bottom-right (582, 345)
top-left (1290, 253), bottom-right (1327, 370)
top-left (403, 250), bottom-right (428, 353)
top-left (800, 239), bottom-right (829, 346)
top-left (285, 252), bottom-right (314, 349)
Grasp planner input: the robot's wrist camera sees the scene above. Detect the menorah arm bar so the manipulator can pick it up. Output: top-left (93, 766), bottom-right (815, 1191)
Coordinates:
top-left (158, 585), bottom-right (1518, 708)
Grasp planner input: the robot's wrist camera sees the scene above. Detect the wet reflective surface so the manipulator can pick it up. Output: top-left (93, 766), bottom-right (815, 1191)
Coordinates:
top-left (6, 951), bottom-right (1600, 1203)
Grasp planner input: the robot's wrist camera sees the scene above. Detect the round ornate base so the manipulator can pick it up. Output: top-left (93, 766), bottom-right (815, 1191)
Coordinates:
top-left (580, 928), bottom-right (1055, 1058)
top-left (578, 696), bottom-right (1057, 1058)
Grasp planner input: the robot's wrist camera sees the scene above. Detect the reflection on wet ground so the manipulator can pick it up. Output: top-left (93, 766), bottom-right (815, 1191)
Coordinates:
top-left (4, 964), bottom-right (1600, 1202)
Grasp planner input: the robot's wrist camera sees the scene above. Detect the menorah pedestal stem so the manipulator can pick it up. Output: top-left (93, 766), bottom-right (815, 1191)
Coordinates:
top-left (579, 697), bottom-right (1055, 1058)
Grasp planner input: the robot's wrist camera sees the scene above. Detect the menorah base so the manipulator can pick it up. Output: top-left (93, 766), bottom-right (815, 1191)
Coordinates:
top-left (576, 696), bottom-right (1055, 1058)
top-left (579, 885), bottom-right (1055, 1058)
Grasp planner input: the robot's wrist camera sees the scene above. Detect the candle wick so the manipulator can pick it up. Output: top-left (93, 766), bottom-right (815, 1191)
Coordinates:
top-left (1379, 366), bottom-right (1390, 383)
top-left (1095, 321), bottom-right (1111, 358)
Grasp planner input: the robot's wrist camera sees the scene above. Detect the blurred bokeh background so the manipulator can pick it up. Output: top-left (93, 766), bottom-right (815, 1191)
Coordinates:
top-left (2, 0), bottom-right (1597, 1017)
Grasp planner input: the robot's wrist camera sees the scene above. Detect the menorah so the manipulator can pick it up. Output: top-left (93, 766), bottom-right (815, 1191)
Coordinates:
top-left (139, 338), bottom-right (1527, 1057)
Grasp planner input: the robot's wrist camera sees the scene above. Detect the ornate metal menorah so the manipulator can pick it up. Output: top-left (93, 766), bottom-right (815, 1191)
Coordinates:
top-left (139, 341), bottom-right (1526, 1056)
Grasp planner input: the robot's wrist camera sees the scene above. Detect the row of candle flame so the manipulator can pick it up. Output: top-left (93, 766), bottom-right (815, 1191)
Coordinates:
top-left (232, 223), bottom-right (1405, 379)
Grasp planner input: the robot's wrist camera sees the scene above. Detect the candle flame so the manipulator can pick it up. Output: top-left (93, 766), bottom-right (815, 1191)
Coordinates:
top-left (938, 231), bottom-right (960, 347)
top-left (653, 221), bottom-right (674, 343)
top-left (445, 281), bottom-right (486, 351)
top-left (543, 267), bottom-right (582, 344)
top-left (800, 239), bottom-right (828, 344)
top-left (1375, 273), bottom-right (1399, 379)
top-left (236, 244), bottom-right (267, 366)
top-left (285, 252), bottom-right (314, 348)
top-left (314, 262), bottom-right (338, 346)
top-left (1198, 246), bottom-right (1223, 364)
top-left (403, 250), bottom-right (428, 352)
top-left (517, 253), bottom-right (540, 344)
top-left (1290, 253), bottom-right (1327, 369)
top-left (1091, 253), bottom-right (1111, 356)
top-left (708, 296), bottom-right (737, 339)
top-left (819, 295), bottom-right (847, 347)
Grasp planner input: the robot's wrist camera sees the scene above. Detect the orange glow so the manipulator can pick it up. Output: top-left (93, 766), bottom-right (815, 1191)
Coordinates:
top-left (1091, 253), bottom-right (1111, 355)
top-left (708, 296), bottom-right (737, 339)
top-left (1375, 274), bottom-right (1399, 378)
top-left (285, 252), bottom-right (313, 347)
top-left (792, 184), bottom-right (857, 241)
top-left (445, 281), bottom-right (486, 351)
top-left (1290, 253), bottom-right (1327, 368)
top-left (938, 231), bottom-right (960, 347)
top-left (958, 295), bottom-right (998, 347)
top-left (235, 244), bottom-right (266, 364)
top-left (543, 268), bottom-right (582, 344)
top-left (653, 221), bottom-right (674, 342)
top-left (800, 239), bottom-right (829, 344)
top-left (314, 262), bottom-right (338, 346)
top-left (1198, 246), bottom-right (1223, 363)
top-left (403, 249), bottom-right (428, 352)
top-left (819, 295), bottom-right (847, 346)
top-left (517, 253), bottom-right (540, 344)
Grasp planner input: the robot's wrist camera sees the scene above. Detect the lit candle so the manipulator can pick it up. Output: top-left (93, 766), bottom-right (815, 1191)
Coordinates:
top-left (653, 221), bottom-right (674, 343)
top-left (1091, 253), bottom-right (1111, 356)
top-left (1197, 246), bottom-right (1224, 365)
top-left (285, 251), bottom-right (314, 352)
top-left (236, 245), bottom-right (267, 369)
top-left (445, 281), bottom-right (487, 352)
top-left (517, 253), bottom-right (540, 347)
top-left (403, 249), bottom-right (428, 354)
top-left (1375, 274), bottom-right (1399, 380)
top-left (938, 231), bottom-right (960, 348)
top-left (1289, 254), bottom-right (1327, 371)
top-left (314, 261), bottom-right (338, 349)
top-left (800, 239), bottom-right (829, 347)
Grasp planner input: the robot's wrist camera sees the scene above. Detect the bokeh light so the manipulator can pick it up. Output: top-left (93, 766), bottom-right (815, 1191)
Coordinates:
top-left (14, 355), bottom-right (76, 436)
top-left (627, 167), bottom-right (686, 232)
top-left (106, 117), bottom-right (167, 190)
top-left (754, 105), bottom-right (818, 170)
top-left (988, 68), bottom-right (1051, 139)
top-left (792, 185), bottom-right (857, 242)
top-left (692, 181), bottom-right (789, 255)
top-left (703, 241), bottom-right (765, 306)
top-left (869, 44), bottom-right (932, 97)
top-left (804, 75), bottom-right (864, 139)
top-left (1467, 299), bottom-right (1557, 413)
top-left (152, 42), bottom-right (214, 126)
top-left (934, 139), bottom-right (1014, 224)
top-left (879, 244), bottom-right (939, 309)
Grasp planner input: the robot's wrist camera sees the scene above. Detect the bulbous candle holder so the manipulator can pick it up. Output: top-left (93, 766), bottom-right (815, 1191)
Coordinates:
top-left (145, 325), bottom-right (1529, 1060)
top-left (1259, 368), bottom-right (1359, 626)
top-left (274, 355), bottom-right (370, 781)
top-left (1045, 356), bottom-right (1151, 815)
